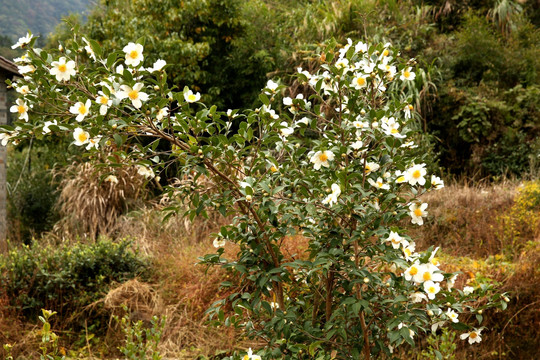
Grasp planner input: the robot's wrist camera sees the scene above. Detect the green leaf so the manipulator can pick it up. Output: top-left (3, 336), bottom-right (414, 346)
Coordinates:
top-left (89, 39), bottom-right (102, 58)
top-left (259, 93), bottom-right (270, 106)
top-left (106, 52), bottom-right (117, 69)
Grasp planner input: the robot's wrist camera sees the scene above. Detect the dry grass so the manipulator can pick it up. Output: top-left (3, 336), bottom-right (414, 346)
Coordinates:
top-left (53, 156), bottom-right (148, 240)
top-left (110, 205), bottom-right (242, 358)
top-left (408, 181), bottom-right (518, 257)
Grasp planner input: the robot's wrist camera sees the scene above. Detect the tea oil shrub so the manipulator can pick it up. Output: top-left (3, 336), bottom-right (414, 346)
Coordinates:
top-left (1, 32), bottom-right (508, 358)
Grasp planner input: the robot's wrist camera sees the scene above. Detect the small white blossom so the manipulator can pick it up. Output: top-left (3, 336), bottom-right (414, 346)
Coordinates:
top-left (460, 328), bottom-right (483, 344)
top-left (73, 128), bottom-right (90, 146)
top-left (310, 150), bottom-right (334, 170)
top-left (184, 89), bottom-right (201, 103)
top-left (117, 83), bottom-right (149, 109)
top-left (11, 32), bottom-right (33, 49)
top-left (322, 183), bottom-right (341, 206)
top-left (123, 42), bottom-right (144, 67)
top-left (10, 98), bottom-right (29, 121)
top-left (69, 99), bottom-right (92, 122)
top-left (50, 57), bottom-right (77, 82)
top-left (42, 120), bottom-right (57, 134)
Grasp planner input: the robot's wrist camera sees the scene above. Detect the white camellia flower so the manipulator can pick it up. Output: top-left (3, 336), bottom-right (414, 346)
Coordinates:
top-left (368, 177), bottom-right (390, 190)
top-left (446, 274), bottom-right (458, 290)
top-left (379, 63), bottom-right (397, 79)
top-left (351, 140), bottom-right (363, 150)
top-left (335, 57), bottom-right (349, 69)
top-left (410, 292), bottom-right (427, 303)
top-left (404, 262), bottom-right (421, 282)
top-left (213, 238), bottom-right (226, 248)
top-left (86, 136), bottom-right (101, 150)
top-left (446, 308), bottom-right (459, 323)
top-left (10, 98), bottom-right (29, 121)
top-left (424, 280), bottom-right (441, 300)
top-left (351, 74), bottom-right (368, 89)
top-left (404, 104), bottom-right (414, 119)
top-left (243, 348), bottom-right (261, 360)
top-left (402, 242), bottom-right (416, 261)
top-left (13, 53), bottom-right (31, 63)
top-left (265, 79), bottom-right (279, 94)
top-left (15, 85), bottom-right (30, 95)
top-left (69, 99), bottom-right (92, 122)
top-left (409, 202), bottom-right (428, 226)
top-left (49, 57), bottom-right (76, 82)
top-left (104, 175), bottom-right (119, 185)
top-left (386, 231), bottom-right (408, 250)
top-left (118, 83), bottom-right (149, 109)
top-left (460, 328), bottom-right (483, 344)
top-left (0, 133), bottom-right (12, 146)
top-left (355, 41), bottom-right (367, 53)
top-left (123, 42), bottom-right (144, 66)
top-left (431, 175), bottom-right (445, 190)
top-left (322, 183), bottom-right (341, 206)
top-left (96, 91), bottom-right (112, 115)
top-left (415, 263), bottom-right (444, 284)
top-left (184, 89), bottom-right (201, 103)
top-left (352, 119), bottom-right (368, 130)
top-left (404, 163), bottom-right (427, 186)
top-left (137, 165), bottom-right (155, 179)
top-left (382, 119), bottom-right (406, 138)
top-left (156, 107), bottom-right (169, 121)
top-left (227, 109), bottom-right (239, 118)
top-left (364, 161), bottom-right (380, 175)
top-left (42, 120), bottom-right (57, 134)
top-left (310, 150), bottom-right (334, 170)
top-left (463, 286), bottom-right (475, 295)
top-left (149, 59), bottom-right (166, 72)
top-left (261, 105), bottom-right (279, 120)
top-left (81, 37), bottom-right (97, 60)
top-left (11, 32), bottom-right (33, 49)
top-left (279, 121), bottom-right (294, 139)
top-left (297, 67), bottom-right (311, 80)
top-left (431, 320), bottom-right (445, 333)
top-left (73, 128), bottom-right (90, 146)
top-left (18, 64), bottom-right (35, 76)
top-left (400, 67), bottom-right (416, 81)
top-left (295, 117), bottom-right (310, 126)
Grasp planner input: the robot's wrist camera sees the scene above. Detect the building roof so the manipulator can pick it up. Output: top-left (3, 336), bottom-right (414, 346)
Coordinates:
top-left (0, 56), bottom-right (19, 76)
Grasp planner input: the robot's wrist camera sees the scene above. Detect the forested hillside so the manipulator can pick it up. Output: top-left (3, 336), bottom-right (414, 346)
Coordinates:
top-left (0, 0), bottom-right (91, 40)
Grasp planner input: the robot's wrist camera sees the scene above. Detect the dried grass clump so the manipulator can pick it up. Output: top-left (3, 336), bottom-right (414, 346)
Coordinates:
top-left (54, 157), bottom-right (148, 240)
top-left (103, 278), bottom-right (164, 323)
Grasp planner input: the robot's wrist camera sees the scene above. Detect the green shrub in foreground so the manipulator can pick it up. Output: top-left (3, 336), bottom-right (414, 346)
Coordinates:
top-left (0, 239), bottom-right (149, 321)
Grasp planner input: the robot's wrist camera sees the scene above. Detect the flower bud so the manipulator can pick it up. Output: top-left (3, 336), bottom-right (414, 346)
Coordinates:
top-left (427, 310), bottom-right (434, 316)
top-left (363, 277), bottom-right (369, 283)
top-left (246, 195), bottom-right (252, 202)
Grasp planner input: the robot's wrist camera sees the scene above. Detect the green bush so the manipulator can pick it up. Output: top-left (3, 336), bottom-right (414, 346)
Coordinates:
top-left (6, 139), bottom-right (80, 243)
top-left (0, 239), bottom-right (149, 322)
